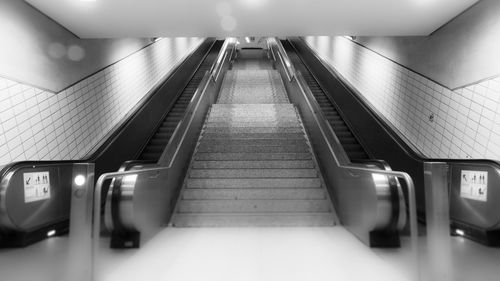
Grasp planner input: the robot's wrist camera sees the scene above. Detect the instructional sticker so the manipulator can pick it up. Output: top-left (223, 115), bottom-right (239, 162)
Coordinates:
top-left (460, 170), bottom-right (488, 202)
top-left (23, 171), bottom-right (51, 203)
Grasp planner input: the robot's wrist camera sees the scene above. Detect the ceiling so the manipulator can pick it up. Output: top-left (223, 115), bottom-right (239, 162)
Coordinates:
top-left (25, 0), bottom-right (479, 38)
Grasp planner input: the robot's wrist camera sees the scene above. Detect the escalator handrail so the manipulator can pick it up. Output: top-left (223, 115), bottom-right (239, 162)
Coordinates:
top-left (91, 54), bottom-right (226, 278)
top-left (269, 38), bottom-right (296, 82)
top-left (210, 38), bottom-right (235, 82)
top-left (291, 37), bottom-right (500, 169)
top-left (0, 38), bottom-right (211, 182)
top-left (158, 39), bottom-right (234, 165)
top-left (134, 40), bottom-right (219, 160)
top-left (271, 38), bottom-right (419, 270)
top-left (271, 39), bottom-right (379, 166)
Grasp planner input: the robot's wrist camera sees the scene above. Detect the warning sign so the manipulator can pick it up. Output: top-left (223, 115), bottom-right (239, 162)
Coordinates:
top-left (23, 171), bottom-right (51, 203)
top-left (460, 170), bottom-right (488, 202)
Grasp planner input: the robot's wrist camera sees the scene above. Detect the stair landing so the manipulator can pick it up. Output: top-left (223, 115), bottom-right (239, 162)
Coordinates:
top-left (172, 104), bottom-right (335, 227)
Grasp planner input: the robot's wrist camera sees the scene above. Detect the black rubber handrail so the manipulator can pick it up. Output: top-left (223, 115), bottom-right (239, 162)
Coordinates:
top-left (288, 37), bottom-right (500, 169)
top-left (0, 38), bottom-right (216, 182)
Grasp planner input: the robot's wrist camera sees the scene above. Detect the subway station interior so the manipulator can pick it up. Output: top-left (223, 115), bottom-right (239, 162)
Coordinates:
top-left (1, 0), bottom-right (500, 280)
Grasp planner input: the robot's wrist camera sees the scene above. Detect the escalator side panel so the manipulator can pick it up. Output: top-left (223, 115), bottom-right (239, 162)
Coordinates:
top-left (281, 40), bottom-right (370, 162)
top-left (287, 38), bottom-right (426, 217)
top-left (138, 41), bottom-right (225, 162)
top-left (92, 39), bottom-right (217, 180)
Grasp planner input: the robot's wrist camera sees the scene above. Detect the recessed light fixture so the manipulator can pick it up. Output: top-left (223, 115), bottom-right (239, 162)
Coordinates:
top-left (74, 175), bottom-right (86, 186)
top-left (455, 229), bottom-right (465, 236)
top-left (47, 230), bottom-right (56, 237)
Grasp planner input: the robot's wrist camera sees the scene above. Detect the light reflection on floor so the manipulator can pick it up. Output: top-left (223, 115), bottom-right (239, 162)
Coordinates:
top-left (2, 226), bottom-right (500, 281)
top-left (101, 227), bottom-right (410, 281)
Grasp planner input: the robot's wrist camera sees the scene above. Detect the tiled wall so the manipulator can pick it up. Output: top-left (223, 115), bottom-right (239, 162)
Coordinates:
top-left (0, 37), bottom-right (203, 166)
top-left (304, 36), bottom-right (500, 160)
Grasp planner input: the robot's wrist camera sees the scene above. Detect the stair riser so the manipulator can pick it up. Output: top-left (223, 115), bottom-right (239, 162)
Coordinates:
top-left (178, 200), bottom-right (331, 213)
top-left (201, 133), bottom-right (304, 139)
top-left (204, 127), bottom-right (303, 134)
top-left (199, 139), bottom-right (306, 146)
top-left (192, 160), bottom-right (314, 169)
top-left (190, 169), bottom-right (317, 178)
top-left (207, 117), bottom-right (299, 123)
top-left (205, 122), bottom-right (301, 128)
top-left (182, 188), bottom-right (326, 200)
top-left (172, 214), bottom-right (334, 227)
top-left (196, 144), bottom-right (309, 153)
top-left (194, 152), bottom-right (312, 161)
top-left (186, 178), bottom-right (322, 189)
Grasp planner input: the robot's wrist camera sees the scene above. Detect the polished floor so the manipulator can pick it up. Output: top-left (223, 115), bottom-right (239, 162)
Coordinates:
top-left (2, 226), bottom-right (500, 281)
top-left (101, 227), bottom-right (410, 281)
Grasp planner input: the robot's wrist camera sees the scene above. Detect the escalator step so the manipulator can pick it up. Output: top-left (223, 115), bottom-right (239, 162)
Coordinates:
top-left (339, 138), bottom-right (357, 145)
top-left (140, 153), bottom-right (161, 160)
top-left (343, 143), bottom-right (364, 151)
top-left (150, 138), bottom-right (168, 146)
top-left (163, 120), bottom-right (180, 126)
top-left (158, 127), bottom-right (176, 133)
top-left (155, 132), bottom-right (172, 138)
top-left (333, 127), bottom-right (349, 133)
top-left (144, 145), bottom-right (164, 153)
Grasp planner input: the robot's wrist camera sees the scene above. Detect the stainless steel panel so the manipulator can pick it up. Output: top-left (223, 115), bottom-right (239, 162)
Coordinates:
top-left (101, 40), bottom-right (234, 245)
top-left (270, 38), bottom-right (409, 246)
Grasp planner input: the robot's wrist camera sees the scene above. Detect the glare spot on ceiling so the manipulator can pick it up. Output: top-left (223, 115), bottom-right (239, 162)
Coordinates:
top-left (216, 2), bottom-right (232, 17)
top-left (221, 15), bottom-right (237, 32)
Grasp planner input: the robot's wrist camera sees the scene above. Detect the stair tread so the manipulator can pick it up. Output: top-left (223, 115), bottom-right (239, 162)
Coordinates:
top-left (189, 168), bottom-right (318, 178)
top-left (186, 178), bottom-right (322, 188)
top-left (172, 213), bottom-right (335, 227)
top-left (192, 160), bottom-right (314, 169)
top-left (177, 199), bottom-right (331, 213)
top-left (182, 188), bottom-right (325, 200)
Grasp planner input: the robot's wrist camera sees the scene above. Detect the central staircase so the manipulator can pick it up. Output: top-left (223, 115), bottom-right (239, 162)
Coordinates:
top-left (171, 50), bottom-right (335, 227)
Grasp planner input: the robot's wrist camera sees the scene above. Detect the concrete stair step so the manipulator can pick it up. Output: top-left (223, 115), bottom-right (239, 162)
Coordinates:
top-left (186, 178), bottom-right (322, 188)
top-left (192, 160), bottom-right (314, 169)
top-left (203, 127), bottom-right (303, 134)
top-left (190, 168), bottom-right (317, 178)
top-left (172, 213), bottom-right (334, 227)
top-left (196, 144), bottom-right (309, 153)
top-left (194, 152), bottom-right (312, 161)
top-left (209, 111), bottom-right (298, 118)
top-left (201, 138), bottom-right (306, 146)
top-left (217, 99), bottom-right (289, 104)
top-left (201, 132), bottom-right (304, 139)
top-left (205, 122), bottom-right (301, 128)
top-left (207, 117), bottom-right (299, 123)
top-left (211, 103), bottom-right (295, 110)
top-left (177, 199), bottom-right (331, 213)
top-left (182, 188), bottom-right (326, 200)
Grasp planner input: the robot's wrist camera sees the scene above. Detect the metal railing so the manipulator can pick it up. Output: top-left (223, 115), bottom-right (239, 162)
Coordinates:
top-left (270, 37), bottom-right (420, 280)
top-left (90, 38), bottom-right (234, 280)
top-left (210, 38), bottom-right (236, 82)
top-left (270, 38), bottom-right (296, 82)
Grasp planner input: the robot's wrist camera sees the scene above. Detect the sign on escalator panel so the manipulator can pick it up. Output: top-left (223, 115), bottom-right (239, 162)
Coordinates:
top-left (23, 171), bottom-right (51, 203)
top-left (460, 170), bottom-right (487, 202)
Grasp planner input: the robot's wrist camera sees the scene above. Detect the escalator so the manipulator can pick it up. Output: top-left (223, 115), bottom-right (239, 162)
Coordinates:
top-left (139, 41), bottom-right (223, 161)
top-left (282, 41), bottom-right (369, 161)
top-left (284, 37), bottom-right (500, 246)
top-left (0, 38), bottom-right (223, 247)
top-left (104, 41), bottom-right (408, 249)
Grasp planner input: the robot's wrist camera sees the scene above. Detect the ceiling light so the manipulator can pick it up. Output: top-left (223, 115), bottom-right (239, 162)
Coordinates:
top-left (74, 175), bottom-right (86, 186)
